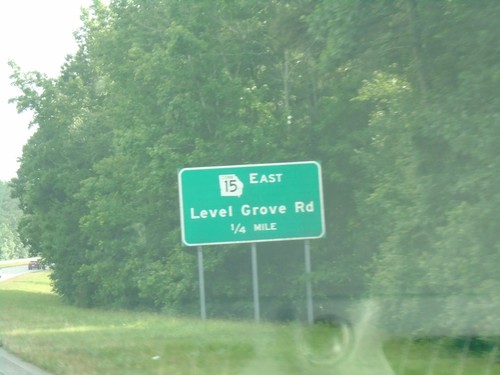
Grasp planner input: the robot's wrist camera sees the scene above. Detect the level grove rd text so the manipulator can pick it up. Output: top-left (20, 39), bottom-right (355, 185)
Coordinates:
top-left (190, 201), bottom-right (315, 219)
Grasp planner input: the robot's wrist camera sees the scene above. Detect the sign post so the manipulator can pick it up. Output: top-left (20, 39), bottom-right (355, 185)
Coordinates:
top-left (304, 240), bottom-right (313, 324)
top-left (178, 161), bottom-right (325, 321)
top-left (197, 246), bottom-right (207, 320)
top-left (251, 243), bottom-right (260, 323)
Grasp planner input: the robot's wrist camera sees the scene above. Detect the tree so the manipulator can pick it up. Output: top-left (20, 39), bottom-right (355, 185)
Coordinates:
top-left (8, 0), bottom-right (373, 312)
top-left (10, 0), bottom-right (497, 326)
top-left (0, 181), bottom-right (28, 260)
top-left (350, 0), bottom-right (500, 334)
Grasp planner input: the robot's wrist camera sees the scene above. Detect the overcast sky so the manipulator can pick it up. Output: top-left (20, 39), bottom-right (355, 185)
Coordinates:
top-left (0, 0), bottom-right (97, 181)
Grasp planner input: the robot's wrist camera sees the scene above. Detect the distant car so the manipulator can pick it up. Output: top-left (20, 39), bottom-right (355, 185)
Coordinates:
top-left (28, 259), bottom-right (42, 270)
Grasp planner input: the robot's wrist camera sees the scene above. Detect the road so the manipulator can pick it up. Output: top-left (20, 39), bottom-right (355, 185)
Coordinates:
top-left (0, 265), bottom-right (36, 282)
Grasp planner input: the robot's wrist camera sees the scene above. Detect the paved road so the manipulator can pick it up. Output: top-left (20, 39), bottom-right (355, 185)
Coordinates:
top-left (1, 265), bottom-right (54, 375)
top-left (0, 266), bottom-right (34, 282)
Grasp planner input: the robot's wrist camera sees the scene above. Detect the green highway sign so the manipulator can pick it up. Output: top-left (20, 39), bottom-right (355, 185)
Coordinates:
top-left (178, 161), bottom-right (325, 246)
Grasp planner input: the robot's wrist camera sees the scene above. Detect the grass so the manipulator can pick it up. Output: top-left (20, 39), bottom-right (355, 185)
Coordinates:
top-left (384, 338), bottom-right (500, 375)
top-left (0, 260), bottom-right (31, 269)
top-left (0, 272), bottom-right (323, 375)
top-left (1, 272), bottom-right (500, 375)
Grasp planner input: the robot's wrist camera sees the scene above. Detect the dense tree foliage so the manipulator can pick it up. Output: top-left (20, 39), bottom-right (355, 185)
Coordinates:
top-left (353, 0), bottom-right (500, 333)
top-left (0, 181), bottom-right (28, 260)
top-left (9, 0), bottom-right (499, 327)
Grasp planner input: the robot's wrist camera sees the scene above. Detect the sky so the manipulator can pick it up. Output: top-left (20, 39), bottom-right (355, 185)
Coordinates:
top-left (0, 0), bottom-right (97, 182)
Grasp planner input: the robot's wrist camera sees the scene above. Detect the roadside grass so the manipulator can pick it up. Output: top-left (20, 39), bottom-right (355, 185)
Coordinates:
top-left (1, 272), bottom-right (500, 375)
top-left (0, 260), bottom-right (31, 269)
top-left (384, 338), bottom-right (500, 375)
top-left (0, 272), bottom-right (311, 375)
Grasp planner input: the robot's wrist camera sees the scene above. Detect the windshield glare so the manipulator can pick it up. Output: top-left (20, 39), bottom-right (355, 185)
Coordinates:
top-left (1, 1), bottom-right (499, 374)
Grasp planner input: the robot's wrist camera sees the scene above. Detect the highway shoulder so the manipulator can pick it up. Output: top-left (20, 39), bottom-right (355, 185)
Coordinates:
top-left (0, 348), bottom-right (53, 375)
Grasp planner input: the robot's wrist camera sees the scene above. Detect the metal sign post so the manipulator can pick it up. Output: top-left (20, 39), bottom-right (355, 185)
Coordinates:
top-left (304, 239), bottom-right (314, 324)
top-left (251, 243), bottom-right (260, 323)
top-left (197, 246), bottom-right (207, 320)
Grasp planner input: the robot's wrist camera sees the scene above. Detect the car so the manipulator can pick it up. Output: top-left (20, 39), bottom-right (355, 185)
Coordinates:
top-left (28, 259), bottom-right (42, 270)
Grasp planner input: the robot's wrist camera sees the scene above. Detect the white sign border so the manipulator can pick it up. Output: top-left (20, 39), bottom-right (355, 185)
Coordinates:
top-left (178, 161), bottom-right (326, 246)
